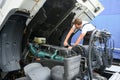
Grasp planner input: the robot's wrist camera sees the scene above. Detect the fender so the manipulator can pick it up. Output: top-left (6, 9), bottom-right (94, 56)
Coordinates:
top-left (0, 0), bottom-right (46, 30)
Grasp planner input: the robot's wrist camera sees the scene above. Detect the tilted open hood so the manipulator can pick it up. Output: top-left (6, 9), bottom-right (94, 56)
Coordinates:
top-left (28, 0), bottom-right (104, 46)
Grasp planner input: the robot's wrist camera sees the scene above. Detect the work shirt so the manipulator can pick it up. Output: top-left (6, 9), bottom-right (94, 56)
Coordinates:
top-left (72, 21), bottom-right (96, 45)
top-left (72, 21), bottom-right (95, 33)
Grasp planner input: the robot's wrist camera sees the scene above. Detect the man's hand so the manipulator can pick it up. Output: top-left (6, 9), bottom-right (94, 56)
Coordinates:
top-left (68, 46), bottom-right (72, 49)
top-left (64, 41), bottom-right (68, 46)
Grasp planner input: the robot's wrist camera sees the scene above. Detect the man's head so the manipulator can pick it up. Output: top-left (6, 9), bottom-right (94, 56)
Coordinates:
top-left (73, 18), bottom-right (82, 29)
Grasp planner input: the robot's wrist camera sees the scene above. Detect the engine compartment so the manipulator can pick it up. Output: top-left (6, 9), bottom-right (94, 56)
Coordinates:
top-left (17, 29), bottom-right (113, 80)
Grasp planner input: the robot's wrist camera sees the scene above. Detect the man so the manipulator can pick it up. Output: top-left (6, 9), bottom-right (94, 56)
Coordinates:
top-left (64, 18), bottom-right (96, 48)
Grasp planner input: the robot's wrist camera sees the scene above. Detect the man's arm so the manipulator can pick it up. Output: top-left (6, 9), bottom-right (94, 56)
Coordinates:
top-left (73, 33), bottom-right (86, 46)
top-left (64, 27), bottom-right (75, 46)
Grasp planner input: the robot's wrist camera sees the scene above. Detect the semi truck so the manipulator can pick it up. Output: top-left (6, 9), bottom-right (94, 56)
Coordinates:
top-left (0, 0), bottom-right (105, 79)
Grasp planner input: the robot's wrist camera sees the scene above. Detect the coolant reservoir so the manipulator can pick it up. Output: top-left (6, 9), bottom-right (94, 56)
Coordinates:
top-left (34, 37), bottom-right (46, 44)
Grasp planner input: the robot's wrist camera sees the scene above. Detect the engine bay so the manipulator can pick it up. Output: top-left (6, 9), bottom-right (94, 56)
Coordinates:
top-left (14, 29), bottom-right (114, 80)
